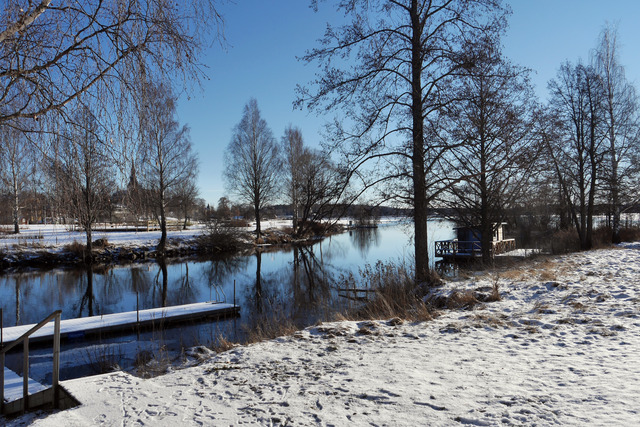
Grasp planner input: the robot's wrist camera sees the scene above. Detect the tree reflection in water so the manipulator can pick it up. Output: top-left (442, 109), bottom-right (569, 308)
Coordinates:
top-left (77, 264), bottom-right (95, 317)
top-left (349, 228), bottom-right (381, 258)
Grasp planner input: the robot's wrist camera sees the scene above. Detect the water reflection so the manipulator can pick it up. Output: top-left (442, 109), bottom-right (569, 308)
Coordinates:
top-left (349, 228), bottom-right (381, 257)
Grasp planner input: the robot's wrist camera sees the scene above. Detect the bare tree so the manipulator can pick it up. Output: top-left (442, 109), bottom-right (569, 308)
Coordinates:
top-left (50, 101), bottom-right (115, 259)
top-left (224, 99), bottom-right (280, 240)
top-left (547, 62), bottom-right (606, 250)
top-left (299, 0), bottom-right (506, 283)
top-left (172, 179), bottom-right (199, 230)
top-left (442, 36), bottom-right (538, 262)
top-left (138, 82), bottom-right (199, 254)
top-left (0, 0), bottom-right (223, 125)
top-left (216, 196), bottom-right (232, 219)
top-left (0, 121), bottom-right (36, 233)
top-left (593, 24), bottom-right (640, 243)
top-left (296, 149), bottom-right (344, 235)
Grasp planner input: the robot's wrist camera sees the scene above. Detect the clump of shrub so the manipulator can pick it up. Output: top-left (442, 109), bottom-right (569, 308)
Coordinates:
top-left (64, 240), bottom-right (87, 257)
top-left (546, 226), bottom-right (640, 254)
top-left (243, 312), bottom-right (299, 344)
top-left (92, 237), bottom-right (109, 248)
top-left (548, 229), bottom-right (580, 254)
top-left (620, 227), bottom-right (640, 242)
top-left (196, 220), bottom-right (249, 253)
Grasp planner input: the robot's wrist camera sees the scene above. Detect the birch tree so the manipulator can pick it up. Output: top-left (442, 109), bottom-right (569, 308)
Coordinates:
top-left (139, 82), bottom-right (198, 254)
top-left (0, 122), bottom-right (36, 233)
top-left (51, 102), bottom-right (115, 259)
top-left (224, 99), bottom-right (280, 240)
top-left (593, 25), bottom-right (640, 243)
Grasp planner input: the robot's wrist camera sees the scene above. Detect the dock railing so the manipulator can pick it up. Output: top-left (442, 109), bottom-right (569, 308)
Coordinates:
top-left (435, 240), bottom-right (482, 258)
top-left (1, 310), bottom-right (61, 415)
top-left (435, 239), bottom-right (516, 258)
top-left (492, 238), bottom-right (516, 255)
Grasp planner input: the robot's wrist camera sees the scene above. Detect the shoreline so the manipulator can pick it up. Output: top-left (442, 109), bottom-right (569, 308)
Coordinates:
top-left (0, 222), bottom-right (349, 272)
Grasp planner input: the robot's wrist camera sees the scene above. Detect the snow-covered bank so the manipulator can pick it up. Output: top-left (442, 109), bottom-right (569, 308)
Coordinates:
top-left (5, 244), bottom-right (640, 426)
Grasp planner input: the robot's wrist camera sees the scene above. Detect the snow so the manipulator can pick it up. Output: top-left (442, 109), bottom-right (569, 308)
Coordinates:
top-left (3, 368), bottom-right (47, 403)
top-left (4, 243), bottom-right (640, 425)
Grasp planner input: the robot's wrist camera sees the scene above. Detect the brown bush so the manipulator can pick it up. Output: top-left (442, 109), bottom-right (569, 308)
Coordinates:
top-left (620, 227), bottom-right (640, 242)
top-left (92, 237), bottom-right (109, 248)
top-left (196, 221), bottom-right (248, 253)
top-left (549, 229), bottom-right (580, 254)
top-left (243, 314), bottom-right (298, 343)
top-left (64, 240), bottom-right (87, 257)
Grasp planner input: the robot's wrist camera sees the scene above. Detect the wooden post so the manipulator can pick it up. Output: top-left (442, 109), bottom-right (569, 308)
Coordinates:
top-left (1, 352), bottom-right (5, 414)
top-left (22, 337), bottom-right (28, 413)
top-left (53, 313), bottom-right (60, 409)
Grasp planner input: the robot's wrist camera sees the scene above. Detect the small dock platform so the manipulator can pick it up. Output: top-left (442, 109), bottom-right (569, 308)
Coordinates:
top-left (435, 239), bottom-right (516, 260)
top-left (1, 301), bottom-right (239, 347)
top-left (3, 367), bottom-right (46, 403)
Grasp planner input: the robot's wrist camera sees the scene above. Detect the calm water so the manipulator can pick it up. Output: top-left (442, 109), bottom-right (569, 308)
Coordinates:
top-left (1, 220), bottom-right (454, 382)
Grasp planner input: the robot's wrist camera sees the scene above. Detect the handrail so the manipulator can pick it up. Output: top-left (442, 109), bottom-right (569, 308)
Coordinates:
top-left (1, 310), bottom-right (61, 414)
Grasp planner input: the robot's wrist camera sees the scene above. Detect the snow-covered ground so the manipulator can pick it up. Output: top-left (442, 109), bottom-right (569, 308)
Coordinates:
top-left (4, 242), bottom-right (639, 426)
top-left (0, 224), bottom-right (207, 251)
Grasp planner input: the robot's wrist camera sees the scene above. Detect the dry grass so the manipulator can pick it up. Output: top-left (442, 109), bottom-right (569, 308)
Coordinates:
top-left (338, 261), bottom-right (438, 322)
top-left (134, 346), bottom-right (172, 378)
top-left (82, 344), bottom-right (123, 375)
top-left (471, 313), bottom-right (509, 328)
top-left (243, 314), bottom-right (299, 344)
top-left (212, 335), bottom-right (236, 353)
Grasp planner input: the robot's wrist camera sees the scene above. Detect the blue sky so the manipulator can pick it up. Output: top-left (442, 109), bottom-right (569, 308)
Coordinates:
top-left (176, 1), bottom-right (640, 206)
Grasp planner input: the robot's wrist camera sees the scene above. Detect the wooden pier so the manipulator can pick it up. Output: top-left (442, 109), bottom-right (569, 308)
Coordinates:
top-left (1, 301), bottom-right (240, 347)
top-left (434, 239), bottom-right (516, 260)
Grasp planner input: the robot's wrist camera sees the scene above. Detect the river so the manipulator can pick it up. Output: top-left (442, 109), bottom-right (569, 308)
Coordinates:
top-left (0, 219), bottom-right (454, 382)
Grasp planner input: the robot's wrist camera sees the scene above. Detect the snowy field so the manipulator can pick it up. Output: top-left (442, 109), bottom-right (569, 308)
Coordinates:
top-left (0, 224), bottom-right (207, 251)
top-left (4, 242), bottom-right (639, 426)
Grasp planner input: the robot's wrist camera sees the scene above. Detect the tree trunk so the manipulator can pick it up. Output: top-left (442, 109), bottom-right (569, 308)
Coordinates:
top-left (85, 224), bottom-right (93, 264)
top-left (254, 203), bottom-right (261, 240)
top-left (158, 189), bottom-right (167, 254)
top-left (12, 181), bottom-right (20, 234)
top-left (610, 147), bottom-right (621, 244)
top-left (410, 0), bottom-right (429, 284)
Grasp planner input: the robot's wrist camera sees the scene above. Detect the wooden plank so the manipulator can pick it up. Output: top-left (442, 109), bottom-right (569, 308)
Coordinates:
top-left (53, 315), bottom-right (60, 409)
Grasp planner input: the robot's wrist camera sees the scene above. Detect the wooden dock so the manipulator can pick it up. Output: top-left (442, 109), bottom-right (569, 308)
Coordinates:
top-left (435, 239), bottom-right (516, 260)
top-left (1, 301), bottom-right (239, 347)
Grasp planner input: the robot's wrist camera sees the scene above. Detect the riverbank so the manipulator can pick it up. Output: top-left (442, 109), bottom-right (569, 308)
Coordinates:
top-left (0, 220), bottom-right (351, 270)
top-left (5, 242), bottom-right (639, 426)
